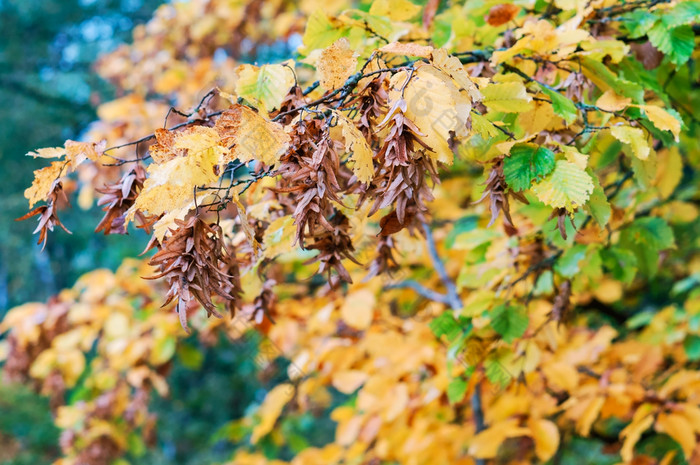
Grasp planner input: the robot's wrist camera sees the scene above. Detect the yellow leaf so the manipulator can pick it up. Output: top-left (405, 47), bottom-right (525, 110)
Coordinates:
top-left (340, 289), bottom-right (375, 330)
top-left (680, 404), bottom-right (700, 434)
top-left (369, 0), bottom-right (421, 21)
top-left (389, 64), bottom-right (472, 164)
top-left (576, 396), bottom-right (605, 436)
top-left (215, 104), bottom-right (290, 166)
top-left (318, 38), bottom-right (358, 90)
top-left (531, 160), bottom-right (594, 211)
top-left (65, 139), bottom-right (106, 168)
top-left (235, 63), bottom-right (295, 113)
top-left (655, 412), bottom-right (696, 459)
top-left (468, 419), bottom-right (530, 458)
top-left (127, 142), bottom-right (221, 236)
top-left (24, 161), bottom-right (66, 208)
top-left (429, 48), bottom-right (483, 102)
top-left (232, 192), bottom-right (261, 254)
top-left (27, 147), bottom-right (66, 159)
top-left (542, 361), bottom-right (580, 392)
top-left (334, 111), bottom-right (374, 183)
top-left (530, 419), bottom-right (560, 461)
top-left (610, 125), bottom-right (650, 160)
top-left (251, 384), bottom-right (294, 443)
top-left (641, 105), bottom-right (682, 141)
top-left (596, 89), bottom-right (630, 112)
top-left (332, 370), bottom-right (369, 394)
top-left (655, 147), bottom-right (683, 199)
top-left (620, 411), bottom-right (654, 463)
top-left (379, 41), bottom-right (434, 58)
top-left (263, 216), bottom-right (297, 258)
top-left (481, 81), bottom-right (533, 113)
top-left (173, 126), bottom-right (225, 156)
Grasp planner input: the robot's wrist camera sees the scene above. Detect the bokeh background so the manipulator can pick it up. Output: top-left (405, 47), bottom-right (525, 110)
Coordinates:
top-left (0, 2), bottom-right (314, 463)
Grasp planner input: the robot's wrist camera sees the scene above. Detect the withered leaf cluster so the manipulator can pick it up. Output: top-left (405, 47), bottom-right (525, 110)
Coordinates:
top-left (95, 165), bottom-right (148, 235)
top-left (478, 158), bottom-right (527, 236)
top-left (147, 216), bottom-right (241, 331)
top-left (366, 98), bottom-right (437, 235)
top-left (16, 181), bottom-right (71, 250)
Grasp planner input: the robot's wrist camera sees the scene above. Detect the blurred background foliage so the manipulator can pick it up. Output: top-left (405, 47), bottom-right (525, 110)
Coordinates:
top-left (0, 0), bottom-right (163, 313)
top-left (0, 1), bottom-right (251, 463)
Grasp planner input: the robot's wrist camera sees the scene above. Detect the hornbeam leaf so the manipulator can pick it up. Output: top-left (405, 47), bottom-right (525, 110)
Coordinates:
top-left (215, 104), bottom-right (290, 166)
top-left (503, 143), bottom-right (555, 192)
top-left (610, 125), bottom-right (651, 160)
top-left (490, 304), bottom-right (528, 343)
top-left (235, 63), bottom-right (295, 113)
top-left (481, 81), bottom-right (533, 113)
top-left (318, 38), bottom-right (358, 90)
top-left (538, 85), bottom-right (577, 124)
top-left (648, 23), bottom-right (695, 66)
top-left (389, 64), bottom-right (472, 164)
top-left (531, 160), bottom-right (594, 211)
top-left (369, 0), bottom-right (421, 21)
top-left (640, 105), bottom-right (682, 141)
top-left (335, 112), bottom-right (374, 183)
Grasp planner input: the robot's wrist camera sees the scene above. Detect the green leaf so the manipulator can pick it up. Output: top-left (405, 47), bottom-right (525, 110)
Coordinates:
top-left (585, 173), bottom-right (611, 228)
top-left (301, 9), bottom-right (346, 52)
top-left (430, 312), bottom-right (461, 340)
top-left (490, 304), bottom-right (529, 343)
top-left (503, 143), bottom-right (555, 192)
top-left (683, 335), bottom-right (700, 361)
top-left (447, 378), bottom-right (468, 404)
top-left (539, 85), bottom-right (577, 124)
top-left (622, 10), bottom-right (659, 38)
top-left (555, 244), bottom-right (587, 278)
top-left (601, 248), bottom-right (638, 284)
top-left (580, 57), bottom-right (644, 102)
top-left (662, 0), bottom-right (700, 28)
top-left (619, 217), bottom-right (675, 277)
top-left (648, 23), bottom-right (695, 66)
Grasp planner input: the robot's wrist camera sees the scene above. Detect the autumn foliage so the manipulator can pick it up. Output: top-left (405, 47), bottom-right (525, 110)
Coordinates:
top-left (3, 0), bottom-right (700, 463)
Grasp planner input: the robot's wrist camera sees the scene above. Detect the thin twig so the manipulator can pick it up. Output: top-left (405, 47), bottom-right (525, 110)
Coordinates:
top-left (422, 221), bottom-right (463, 312)
top-left (385, 280), bottom-right (451, 304)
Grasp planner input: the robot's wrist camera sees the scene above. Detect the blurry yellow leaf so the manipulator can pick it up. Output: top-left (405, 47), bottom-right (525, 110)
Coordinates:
top-left (251, 384), bottom-right (294, 443)
top-left (263, 216), bottom-right (296, 258)
top-left (27, 147), bottom-right (66, 159)
top-left (655, 147), bottom-right (683, 199)
top-left (332, 370), bottom-right (369, 394)
top-left (235, 63), bottom-right (295, 113)
top-left (335, 111), bottom-right (374, 183)
top-left (318, 38), bottom-right (358, 90)
top-left (655, 412), bottom-right (696, 458)
top-left (340, 289), bottom-right (375, 330)
top-left (620, 412), bottom-right (654, 462)
top-left (641, 105), bottom-right (682, 141)
top-left (468, 419), bottom-right (530, 458)
top-left (610, 125), bottom-right (650, 160)
top-left (596, 89), bottom-right (630, 112)
top-left (369, 0), bottom-right (421, 21)
top-left (542, 361), bottom-right (579, 392)
top-left (576, 396), bottom-right (605, 436)
top-left (530, 419), bottom-right (559, 461)
top-left (481, 81), bottom-right (533, 113)
top-left (380, 41), bottom-right (433, 58)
